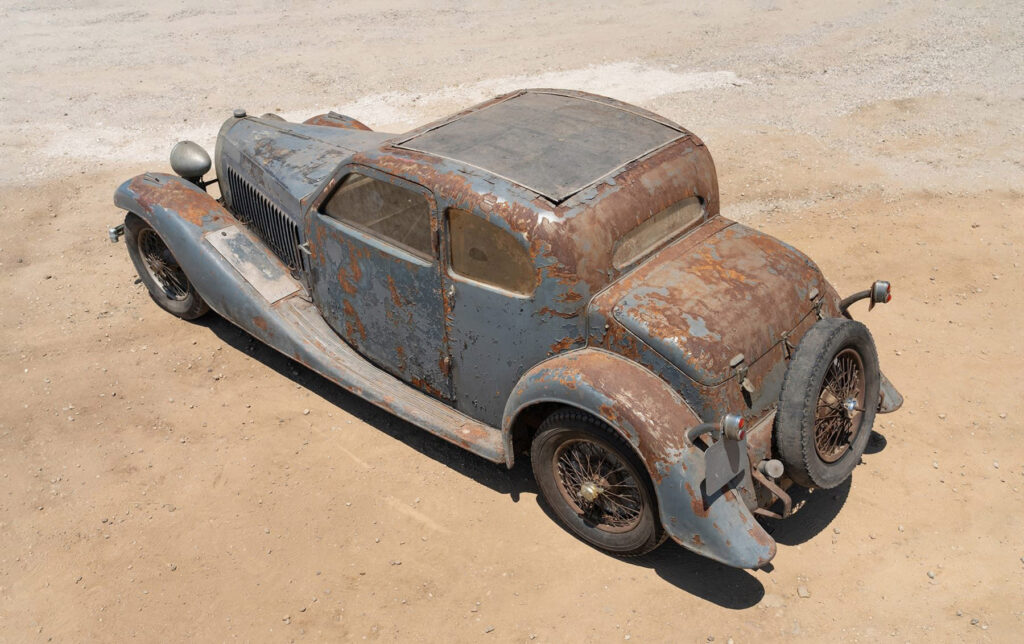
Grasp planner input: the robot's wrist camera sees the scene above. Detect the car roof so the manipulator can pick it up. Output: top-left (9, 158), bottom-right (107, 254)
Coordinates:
top-left (393, 90), bottom-right (686, 203)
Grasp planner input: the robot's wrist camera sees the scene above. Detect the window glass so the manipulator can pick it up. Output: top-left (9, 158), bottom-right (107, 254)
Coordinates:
top-left (323, 173), bottom-right (433, 258)
top-left (612, 197), bottom-right (705, 269)
top-left (448, 208), bottom-right (536, 295)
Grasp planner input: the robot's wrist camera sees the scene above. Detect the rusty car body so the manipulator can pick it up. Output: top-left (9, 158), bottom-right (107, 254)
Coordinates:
top-left (111, 89), bottom-right (902, 568)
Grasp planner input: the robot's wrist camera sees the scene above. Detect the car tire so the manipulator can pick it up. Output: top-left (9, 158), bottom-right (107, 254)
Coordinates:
top-left (776, 317), bottom-right (880, 489)
top-left (531, 410), bottom-right (665, 557)
top-left (124, 214), bottom-right (210, 320)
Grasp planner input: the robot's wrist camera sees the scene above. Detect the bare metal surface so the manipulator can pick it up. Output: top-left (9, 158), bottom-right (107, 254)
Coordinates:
top-left (205, 226), bottom-right (301, 303)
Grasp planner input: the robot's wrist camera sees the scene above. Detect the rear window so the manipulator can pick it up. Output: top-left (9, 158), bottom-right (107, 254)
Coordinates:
top-left (612, 197), bottom-right (705, 269)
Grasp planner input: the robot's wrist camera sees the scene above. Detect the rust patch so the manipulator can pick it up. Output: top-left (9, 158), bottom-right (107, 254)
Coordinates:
top-left (748, 526), bottom-right (775, 550)
top-left (253, 316), bottom-right (269, 331)
top-left (548, 335), bottom-right (584, 355)
top-left (684, 481), bottom-right (710, 518)
top-left (302, 113), bottom-right (372, 131)
top-left (411, 377), bottom-right (443, 399)
top-left (342, 300), bottom-right (366, 340)
top-left (536, 306), bottom-right (579, 319)
top-left (387, 275), bottom-right (402, 307)
top-left (130, 175), bottom-right (225, 228)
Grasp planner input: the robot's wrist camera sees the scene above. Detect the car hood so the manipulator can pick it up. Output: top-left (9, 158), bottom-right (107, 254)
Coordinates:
top-left (216, 116), bottom-right (392, 206)
top-left (600, 220), bottom-right (827, 385)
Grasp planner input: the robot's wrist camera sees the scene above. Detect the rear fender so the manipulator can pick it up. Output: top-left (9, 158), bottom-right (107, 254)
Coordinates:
top-left (503, 349), bottom-right (776, 569)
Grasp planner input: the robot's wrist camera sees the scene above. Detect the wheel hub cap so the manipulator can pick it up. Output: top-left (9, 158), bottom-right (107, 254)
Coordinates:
top-left (579, 481), bottom-right (603, 502)
top-left (843, 397), bottom-right (858, 419)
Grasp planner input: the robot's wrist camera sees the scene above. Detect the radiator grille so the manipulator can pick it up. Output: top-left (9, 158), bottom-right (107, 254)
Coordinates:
top-left (226, 166), bottom-right (306, 271)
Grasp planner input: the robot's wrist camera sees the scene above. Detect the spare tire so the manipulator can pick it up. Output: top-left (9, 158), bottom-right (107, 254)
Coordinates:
top-left (776, 317), bottom-right (880, 489)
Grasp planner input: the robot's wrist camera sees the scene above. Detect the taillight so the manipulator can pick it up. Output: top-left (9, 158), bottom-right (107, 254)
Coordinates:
top-left (869, 280), bottom-right (891, 310)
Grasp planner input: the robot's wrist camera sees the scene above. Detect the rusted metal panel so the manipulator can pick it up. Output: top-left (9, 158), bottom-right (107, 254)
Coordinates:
top-left (503, 349), bottom-right (776, 569)
top-left (308, 166), bottom-right (452, 400)
top-left (601, 221), bottom-right (828, 385)
top-left (302, 112), bottom-right (373, 131)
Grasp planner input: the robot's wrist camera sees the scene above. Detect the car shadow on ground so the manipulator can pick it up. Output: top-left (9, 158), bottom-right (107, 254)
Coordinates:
top-left (199, 315), bottom-right (527, 496)
top-left (759, 476), bottom-right (851, 546)
top-left (530, 496), bottom-right (767, 608)
top-left (196, 314), bottom-right (886, 607)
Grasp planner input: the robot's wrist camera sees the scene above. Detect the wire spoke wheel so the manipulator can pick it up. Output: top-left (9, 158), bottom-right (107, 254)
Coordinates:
top-left (552, 438), bottom-right (643, 533)
top-left (777, 317), bottom-right (880, 489)
top-left (124, 215), bottom-right (209, 320)
top-left (813, 348), bottom-right (866, 463)
top-left (138, 229), bottom-right (189, 301)
top-left (531, 410), bottom-right (664, 556)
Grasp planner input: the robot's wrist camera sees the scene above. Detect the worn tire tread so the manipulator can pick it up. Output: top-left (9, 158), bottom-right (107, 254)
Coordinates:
top-left (776, 317), bottom-right (879, 489)
top-left (532, 409), bottom-right (665, 557)
top-left (124, 213), bottom-right (210, 321)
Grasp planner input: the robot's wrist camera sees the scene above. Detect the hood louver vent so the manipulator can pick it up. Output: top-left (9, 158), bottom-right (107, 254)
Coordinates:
top-left (225, 166), bottom-right (307, 272)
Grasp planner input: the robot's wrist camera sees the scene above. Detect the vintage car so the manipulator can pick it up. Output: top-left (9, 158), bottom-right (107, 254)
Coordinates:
top-left (110, 89), bottom-right (901, 568)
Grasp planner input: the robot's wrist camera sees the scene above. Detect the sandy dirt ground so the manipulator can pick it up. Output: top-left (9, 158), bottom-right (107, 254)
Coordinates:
top-left (2, 0), bottom-right (1023, 641)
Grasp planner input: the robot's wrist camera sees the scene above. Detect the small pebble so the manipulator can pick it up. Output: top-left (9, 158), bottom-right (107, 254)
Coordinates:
top-left (797, 585), bottom-right (811, 598)
top-left (484, 626), bottom-right (494, 633)
top-left (956, 609), bottom-right (963, 616)
top-left (927, 571), bottom-right (936, 579)
top-left (932, 461), bottom-right (939, 469)
top-left (833, 527), bottom-right (840, 534)
top-left (993, 461), bottom-right (999, 469)
top-left (303, 409), bottom-right (310, 415)
top-left (970, 618), bottom-right (979, 625)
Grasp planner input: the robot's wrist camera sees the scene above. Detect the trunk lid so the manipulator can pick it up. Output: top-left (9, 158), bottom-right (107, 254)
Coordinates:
top-left (602, 220), bottom-right (826, 385)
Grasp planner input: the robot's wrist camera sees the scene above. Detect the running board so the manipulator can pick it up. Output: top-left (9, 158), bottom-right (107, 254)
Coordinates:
top-left (274, 296), bottom-right (506, 463)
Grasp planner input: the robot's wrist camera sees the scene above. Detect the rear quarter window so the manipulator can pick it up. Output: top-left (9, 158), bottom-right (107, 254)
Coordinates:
top-left (612, 196), bottom-right (705, 269)
top-left (448, 208), bottom-right (536, 295)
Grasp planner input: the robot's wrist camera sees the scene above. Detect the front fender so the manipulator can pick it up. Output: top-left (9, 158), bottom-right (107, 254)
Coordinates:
top-left (503, 349), bottom-right (775, 569)
top-left (113, 172), bottom-right (299, 329)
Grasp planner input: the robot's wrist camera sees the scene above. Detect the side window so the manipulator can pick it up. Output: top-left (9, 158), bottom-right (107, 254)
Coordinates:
top-left (448, 208), bottom-right (536, 295)
top-left (323, 173), bottom-right (433, 258)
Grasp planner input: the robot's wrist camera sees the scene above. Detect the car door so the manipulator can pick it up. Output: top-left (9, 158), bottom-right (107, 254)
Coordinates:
top-left (307, 166), bottom-right (451, 400)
